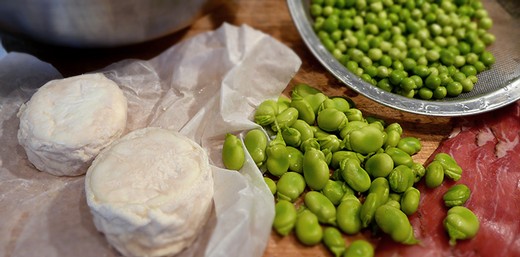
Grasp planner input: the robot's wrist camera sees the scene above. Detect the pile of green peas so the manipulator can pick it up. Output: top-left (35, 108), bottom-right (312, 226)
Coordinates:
top-left (309, 0), bottom-right (496, 99)
top-left (221, 83), bottom-right (471, 256)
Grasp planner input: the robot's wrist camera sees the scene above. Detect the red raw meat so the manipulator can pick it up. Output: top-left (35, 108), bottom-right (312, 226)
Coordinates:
top-left (376, 101), bottom-right (520, 257)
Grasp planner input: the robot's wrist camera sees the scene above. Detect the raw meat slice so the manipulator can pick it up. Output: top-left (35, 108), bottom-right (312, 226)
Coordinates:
top-left (376, 100), bottom-right (520, 257)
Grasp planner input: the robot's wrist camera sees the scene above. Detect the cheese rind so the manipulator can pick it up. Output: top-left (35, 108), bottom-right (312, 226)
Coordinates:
top-left (17, 73), bottom-right (128, 176)
top-left (85, 127), bottom-right (214, 257)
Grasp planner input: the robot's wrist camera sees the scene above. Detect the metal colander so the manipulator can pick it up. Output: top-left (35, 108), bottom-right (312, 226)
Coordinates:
top-left (288, 0), bottom-right (520, 116)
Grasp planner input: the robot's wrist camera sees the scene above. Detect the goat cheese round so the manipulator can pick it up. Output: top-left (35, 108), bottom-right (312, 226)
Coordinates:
top-left (17, 73), bottom-right (127, 176)
top-left (85, 127), bottom-right (214, 257)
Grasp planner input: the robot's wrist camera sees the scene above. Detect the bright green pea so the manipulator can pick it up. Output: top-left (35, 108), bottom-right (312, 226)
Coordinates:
top-left (425, 160), bottom-right (445, 188)
top-left (443, 184), bottom-right (471, 207)
top-left (360, 177), bottom-right (390, 228)
top-left (295, 209), bottom-right (323, 246)
top-left (222, 133), bottom-right (245, 171)
top-left (303, 148), bottom-right (330, 190)
top-left (322, 180), bottom-right (347, 206)
top-left (317, 108), bottom-right (348, 132)
top-left (276, 172), bottom-right (306, 202)
top-left (290, 91), bottom-right (316, 125)
top-left (273, 200), bottom-right (297, 236)
top-left (444, 206), bottom-right (480, 246)
top-left (304, 191), bottom-right (337, 225)
top-left (375, 204), bottom-right (419, 244)
top-left (323, 227), bottom-right (346, 257)
top-left (434, 153), bottom-right (462, 181)
top-left (385, 147), bottom-right (414, 167)
top-left (254, 99), bottom-right (278, 126)
top-left (433, 86), bottom-right (448, 99)
top-left (344, 126), bottom-right (384, 154)
top-left (388, 165), bottom-right (415, 193)
top-left (244, 129), bottom-right (267, 167)
top-left (264, 177), bottom-right (276, 195)
top-left (272, 107), bottom-right (299, 132)
top-left (365, 153), bottom-right (394, 178)
top-left (340, 158), bottom-right (371, 193)
top-left (344, 240), bottom-right (374, 257)
top-left (397, 137), bottom-right (422, 155)
top-left (287, 146), bottom-right (304, 173)
top-left (401, 187), bottom-right (420, 215)
top-left (480, 50), bottom-right (495, 67)
top-left (336, 194), bottom-right (362, 235)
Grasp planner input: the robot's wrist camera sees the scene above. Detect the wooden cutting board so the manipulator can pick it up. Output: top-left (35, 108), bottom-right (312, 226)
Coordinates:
top-left (2, 1), bottom-right (453, 256)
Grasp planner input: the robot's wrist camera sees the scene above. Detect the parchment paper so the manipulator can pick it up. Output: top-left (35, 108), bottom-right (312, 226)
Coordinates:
top-left (0, 23), bottom-right (302, 257)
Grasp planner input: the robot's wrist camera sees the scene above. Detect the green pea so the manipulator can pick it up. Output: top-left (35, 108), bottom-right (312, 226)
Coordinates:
top-left (317, 108), bottom-right (348, 132)
top-left (222, 133), bottom-right (245, 171)
top-left (266, 133), bottom-right (290, 177)
top-left (276, 172), bottom-right (306, 202)
top-left (303, 148), bottom-right (330, 190)
top-left (443, 184), bottom-right (471, 207)
top-left (344, 126), bottom-right (384, 154)
top-left (425, 160), bottom-right (445, 188)
top-left (295, 209), bottom-right (323, 246)
top-left (365, 152), bottom-right (394, 178)
top-left (343, 240), bottom-right (374, 257)
top-left (385, 147), bottom-right (414, 167)
top-left (322, 180), bottom-right (347, 206)
top-left (304, 191), bottom-right (337, 225)
top-left (244, 129), bottom-right (267, 166)
top-left (331, 150), bottom-right (363, 169)
top-left (336, 194), bottom-right (362, 235)
top-left (340, 158), bottom-right (371, 193)
top-left (281, 127), bottom-right (302, 147)
top-left (397, 137), bottom-right (422, 155)
top-left (401, 187), bottom-right (420, 215)
top-left (264, 177), bottom-right (276, 195)
top-left (290, 91), bottom-right (316, 125)
top-left (339, 120), bottom-right (368, 139)
top-left (272, 107), bottom-right (299, 132)
top-left (277, 146), bottom-right (299, 173)
top-left (410, 162), bottom-right (426, 183)
top-left (434, 153), bottom-right (462, 181)
top-left (291, 83), bottom-right (322, 98)
top-left (323, 227), bottom-right (346, 257)
top-left (254, 99), bottom-right (278, 126)
top-left (273, 200), bottom-right (297, 236)
top-left (444, 206), bottom-right (480, 246)
top-left (360, 177), bottom-right (390, 228)
top-left (388, 165), bottom-right (415, 193)
top-left (375, 204), bottom-right (419, 244)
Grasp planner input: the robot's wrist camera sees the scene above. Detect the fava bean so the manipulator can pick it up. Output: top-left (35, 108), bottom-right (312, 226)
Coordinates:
top-left (397, 137), bottom-right (422, 155)
top-left (331, 150), bottom-right (363, 169)
top-left (244, 129), bottom-right (267, 166)
top-left (425, 160), bottom-right (445, 188)
top-left (272, 107), bottom-right (299, 132)
top-left (360, 177), bottom-right (390, 227)
top-left (331, 97), bottom-right (352, 112)
top-left (254, 99), bottom-right (278, 126)
top-left (317, 108), bottom-right (348, 132)
top-left (339, 120), bottom-right (368, 139)
top-left (318, 134), bottom-right (342, 153)
top-left (292, 119), bottom-right (315, 142)
top-left (443, 184), bottom-right (471, 207)
top-left (323, 227), bottom-right (346, 257)
top-left (273, 200), bottom-right (297, 236)
top-left (290, 91), bottom-right (316, 125)
top-left (384, 130), bottom-right (401, 148)
top-left (340, 158), bottom-right (371, 193)
top-left (401, 187), bottom-right (420, 215)
top-left (385, 199), bottom-right (401, 209)
top-left (304, 191), bottom-right (337, 225)
top-left (375, 204), bottom-right (418, 244)
top-left (410, 162), bottom-right (426, 183)
top-left (322, 180), bottom-right (347, 206)
top-left (266, 133), bottom-right (290, 176)
top-left (295, 209), bottom-right (323, 246)
top-left (303, 148), bottom-right (330, 190)
top-left (301, 138), bottom-right (321, 153)
top-left (336, 194), bottom-right (362, 235)
top-left (388, 165), bottom-right (415, 193)
top-left (345, 108), bottom-right (364, 121)
top-left (385, 147), bottom-right (414, 167)
top-left (222, 133), bottom-right (245, 171)
top-left (287, 146), bottom-right (304, 173)
top-left (277, 95), bottom-right (291, 113)
top-left (434, 153), bottom-right (463, 181)
top-left (344, 126), bottom-right (385, 154)
top-left (282, 127), bottom-right (302, 147)
top-left (277, 172), bottom-right (306, 202)
top-left (344, 240), bottom-right (374, 257)
top-left (264, 177), bottom-right (277, 195)
top-left (365, 152), bottom-right (394, 178)
top-left (292, 83), bottom-right (323, 98)
top-left (304, 92), bottom-right (328, 115)
top-left (444, 206), bottom-right (480, 246)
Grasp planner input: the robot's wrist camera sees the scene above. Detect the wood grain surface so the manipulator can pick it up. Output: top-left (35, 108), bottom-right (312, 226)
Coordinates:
top-left (2, 1), bottom-right (454, 256)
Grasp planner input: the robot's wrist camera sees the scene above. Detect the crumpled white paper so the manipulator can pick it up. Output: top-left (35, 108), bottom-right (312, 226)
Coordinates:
top-left (0, 23), bottom-right (301, 257)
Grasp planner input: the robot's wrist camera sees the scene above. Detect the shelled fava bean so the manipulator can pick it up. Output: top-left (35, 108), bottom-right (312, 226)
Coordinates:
top-left (221, 83), bottom-right (473, 255)
top-left (309, 0), bottom-right (496, 99)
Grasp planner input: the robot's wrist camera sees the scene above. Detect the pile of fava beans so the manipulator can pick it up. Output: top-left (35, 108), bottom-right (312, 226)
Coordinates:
top-left (310, 0), bottom-right (496, 100)
top-left (221, 84), bottom-right (480, 257)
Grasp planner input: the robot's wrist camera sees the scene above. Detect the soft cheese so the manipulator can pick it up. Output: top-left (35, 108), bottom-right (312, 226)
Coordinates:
top-left (17, 73), bottom-right (128, 176)
top-left (85, 127), bottom-right (214, 257)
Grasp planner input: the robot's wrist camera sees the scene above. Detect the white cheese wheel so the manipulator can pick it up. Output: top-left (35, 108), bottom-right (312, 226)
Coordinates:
top-left (85, 127), bottom-right (214, 257)
top-left (17, 73), bottom-right (127, 176)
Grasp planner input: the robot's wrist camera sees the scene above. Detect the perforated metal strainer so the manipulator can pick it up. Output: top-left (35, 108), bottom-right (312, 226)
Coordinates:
top-left (288, 0), bottom-right (520, 116)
